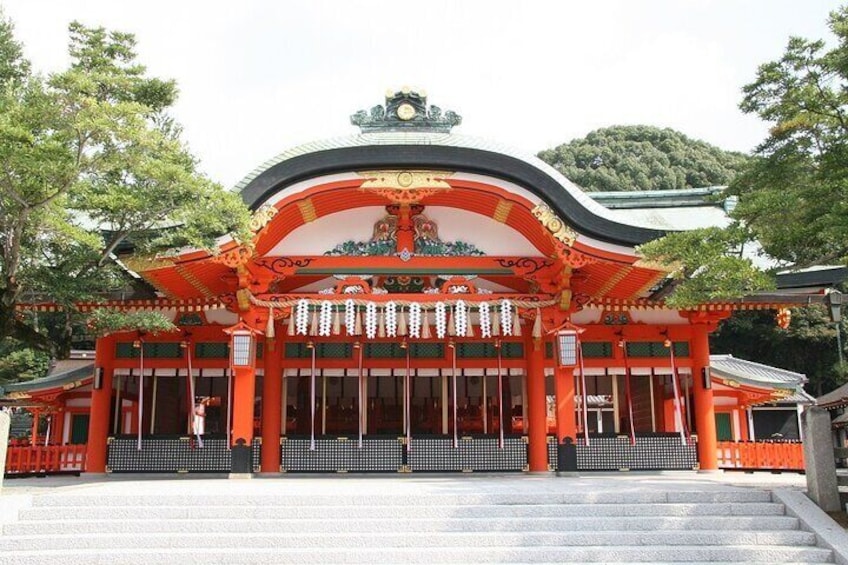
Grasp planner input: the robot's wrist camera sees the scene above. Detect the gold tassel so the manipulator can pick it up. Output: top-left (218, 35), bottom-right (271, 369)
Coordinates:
top-left (354, 310), bottom-right (363, 336)
top-left (287, 314), bottom-right (295, 337)
top-left (398, 310), bottom-right (407, 336)
top-left (310, 310), bottom-right (318, 336)
top-left (532, 308), bottom-right (542, 339)
top-left (447, 308), bottom-right (456, 336)
top-left (513, 310), bottom-right (522, 337)
top-left (266, 308), bottom-right (275, 338)
top-left (332, 307), bottom-right (341, 335)
top-left (422, 310), bottom-right (431, 339)
top-left (492, 311), bottom-right (500, 336)
top-left (378, 309), bottom-right (386, 338)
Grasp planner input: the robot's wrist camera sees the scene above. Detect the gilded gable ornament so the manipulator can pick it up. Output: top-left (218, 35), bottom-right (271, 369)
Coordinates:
top-left (351, 88), bottom-right (461, 133)
top-left (532, 203), bottom-right (577, 247)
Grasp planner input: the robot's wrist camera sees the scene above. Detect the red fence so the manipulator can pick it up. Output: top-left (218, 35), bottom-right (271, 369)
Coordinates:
top-left (5, 444), bottom-right (87, 475)
top-left (716, 441), bottom-right (804, 471)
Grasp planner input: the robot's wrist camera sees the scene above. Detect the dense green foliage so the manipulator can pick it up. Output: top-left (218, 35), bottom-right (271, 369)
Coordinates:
top-left (0, 338), bottom-right (50, 385)
top-left (537, 125), bottom-right (749, 192)
top-left (0, 14), bottom-right (252, 361)
top-left (727, 7), bottom-right (848, 269)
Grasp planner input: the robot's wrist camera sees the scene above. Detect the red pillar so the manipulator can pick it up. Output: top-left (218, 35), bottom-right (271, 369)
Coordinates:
top-left (231, 366), bottom-right (257, 446)
top-left (260, 332), bottom-right (282, 473)
top-left (691, 324), bottom-right (718, 471)
top-left (86, 335), bottom-right (114, 473)
top-left (525, 333), bottom-right (548, 472)
top-left (555, 366), bottom-right (576, 443)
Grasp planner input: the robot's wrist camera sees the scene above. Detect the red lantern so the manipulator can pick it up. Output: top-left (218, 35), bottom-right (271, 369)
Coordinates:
top-left (776, 308), bottom-right (791, 330)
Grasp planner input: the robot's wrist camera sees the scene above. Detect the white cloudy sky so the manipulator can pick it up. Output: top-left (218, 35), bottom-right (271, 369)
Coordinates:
top-left (2, 0), bottom-right (842, 189)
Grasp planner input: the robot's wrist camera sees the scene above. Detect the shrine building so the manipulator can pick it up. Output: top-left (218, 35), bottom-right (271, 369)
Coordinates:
top-left (4, 89), bottom-right (832, 475)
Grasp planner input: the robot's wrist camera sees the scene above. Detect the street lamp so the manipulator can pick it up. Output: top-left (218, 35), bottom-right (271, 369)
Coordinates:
top-left (224, 321), bottom-right (262, 369)
top-left (555, 328), bottom-right (579, 368)
top-left (826, 290), bottom-right (843, 323)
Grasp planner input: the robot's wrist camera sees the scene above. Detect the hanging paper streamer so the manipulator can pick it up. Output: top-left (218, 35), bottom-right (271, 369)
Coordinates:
top-left (398, 308), bottom-right (407, 336)
top-left (479, 302), bottom-right (492, 338)
top-left (409, 303), bottom-right (422, 338)
top-left (421, 309), bottom-right (431, 339)
top-left (620, 340), bottom-right (637, 446)
top-left (319, 301), bottom-right (333, 337)
top-left (454, 300), bottom-right (468, 338)
top-left (451, 343), bottom-right (458, 448)
top-left (365, 302), bottom-right (378, 339)
top-left (332, 306), bottom-right (341, 335)
top-left (385, 301), bottom-right (398, 337)
top-left (406, 355), bottom-right (413, 450)
top-left (309, 310), bottom-right (318, 336)
top-left (497, 341), bottom-right (504, 449)
top-left (532, 308), bottom-right (542, 338)
top-left (357, 344), bottom-right (364, 449)
top-left (500, 299), bottom-right (513, 336)
top-left (296, 299), bottom-right (310, 336)
top-left (435, 302), bottom-right (447, 339)
top-left (668, 341), bottom-right (690, 446)
top-left (578, 339), bottom-right (590, 447)
top-left (137, 342), bottom-right (144, 451)
top-left (345, 299), bottom-right (357, 336)
top-left (265, 307), bottom-right (275, 338)
top-left (310, 344), bottom-right (317, 451)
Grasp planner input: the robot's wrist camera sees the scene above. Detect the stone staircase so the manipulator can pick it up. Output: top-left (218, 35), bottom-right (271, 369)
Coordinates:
top-left (0, 488), bottom-right (833, 564)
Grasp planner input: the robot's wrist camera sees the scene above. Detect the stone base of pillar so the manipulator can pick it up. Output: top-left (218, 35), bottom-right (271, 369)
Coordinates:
top-left (228, 473), bottom-right (254, 480)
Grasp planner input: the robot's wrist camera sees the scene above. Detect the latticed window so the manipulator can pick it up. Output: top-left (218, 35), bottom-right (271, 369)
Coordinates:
top-left (626, 341), bottom-right (689, 357)
top-left (285, 343), bottom-right (352, 358)
top-left (582, 342), bottom-right (613, 358)
top-left (195, 342), bottom-right (229, 359)
top-left (115, 342), bottom-right (183, 359)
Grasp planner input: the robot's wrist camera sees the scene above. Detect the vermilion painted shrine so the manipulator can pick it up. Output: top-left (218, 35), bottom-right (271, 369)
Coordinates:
top-left (4, 89), bottom-right (831, 474)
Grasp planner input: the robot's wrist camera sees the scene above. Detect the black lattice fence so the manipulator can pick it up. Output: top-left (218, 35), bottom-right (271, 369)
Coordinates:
top-left (106, 436), bottom-right (261, 473)
top-left (280, 436), bottom-right (403, 472)
top-left (547, 433), bottom-right (698, 471)
top-left (407, 436), bottom-right (527, 472)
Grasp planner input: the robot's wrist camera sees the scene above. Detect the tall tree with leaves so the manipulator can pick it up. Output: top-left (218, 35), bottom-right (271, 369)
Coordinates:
top-left (538, 125), bottom-right (749, 192)
top-left (0, 17), bottom-right (251, 359)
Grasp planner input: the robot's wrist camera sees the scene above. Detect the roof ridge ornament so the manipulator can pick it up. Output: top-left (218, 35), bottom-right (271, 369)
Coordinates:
top-left (351, 87), bottom-right (462, 133)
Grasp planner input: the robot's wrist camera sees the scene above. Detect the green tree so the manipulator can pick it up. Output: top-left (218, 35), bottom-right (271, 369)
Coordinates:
top-left (0, 17), bottom-right (251, 359)
top-left (730, 6), bottom-right (848, 269)
top-left (537, 125), bottom-right (749, 192)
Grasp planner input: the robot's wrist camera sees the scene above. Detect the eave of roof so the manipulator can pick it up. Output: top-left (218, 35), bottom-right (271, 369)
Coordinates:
top-left (709, 354), bottom-right (806, 390)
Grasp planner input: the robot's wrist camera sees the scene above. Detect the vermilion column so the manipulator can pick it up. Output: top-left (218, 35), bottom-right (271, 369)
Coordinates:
top-left (525, 333), bottom-right (549, 472)
top-left (555, 366), bottom-right (576, 443)
top-left (86, 335), bottom-right (114, 473)
top-left (231, 366), bottom-right (257, 446)
top-left (260, 332), bottom-right (282, 473)
top-left (691, 324), bottom-right (718, 471)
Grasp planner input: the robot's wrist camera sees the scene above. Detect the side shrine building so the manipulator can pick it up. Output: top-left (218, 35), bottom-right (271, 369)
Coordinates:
top-left (5, 90), bottom-right (828, 475)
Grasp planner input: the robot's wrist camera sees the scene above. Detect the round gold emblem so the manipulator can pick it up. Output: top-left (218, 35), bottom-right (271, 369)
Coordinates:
top-left (396, 103), bottom-right (415, 121)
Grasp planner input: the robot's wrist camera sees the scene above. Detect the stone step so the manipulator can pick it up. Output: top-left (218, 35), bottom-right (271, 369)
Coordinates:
top-left (0, 529), bottom-right (819, 552)
top-left (4, 514), bottom-right (802, 536)
top-left (28, 490), bottom-right (773, 507)
top-left (0, 544), bottom-right (833, 564)
top-left (14, 501), bottom-right (787, 522)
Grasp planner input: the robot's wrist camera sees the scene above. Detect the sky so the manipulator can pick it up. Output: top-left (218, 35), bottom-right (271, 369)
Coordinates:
top-left (2, 0), bottom-right (843, 189)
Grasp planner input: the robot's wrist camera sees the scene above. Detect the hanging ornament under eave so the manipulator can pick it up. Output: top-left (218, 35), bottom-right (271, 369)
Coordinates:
top-left (409, 303), bottom-right (422, 338)
top-left (345, 299), bottom-right (356, 336)
top-left (319, 301), bottom-right (332, 337)
top-left (287, 313), bottom-right (295, 336)
top-left (385, 301), bottom-right (398, 337)
top-left (309, 310), bottom-right (319, 336)
top-left (435, 302), bottom-right (447, 339)
top-left (365, 302), bottom-right (378, 339)
top-left (500, 299), bottom-right (513, 336)
top-left (513, 309), bottom-right (522, 337)
top-left (332, 306), bottom-right (341, 335)
top-left (454, 300), bottom-right (468, 338)
top-left (296, 299), bottom-right (310, 336)
top-left (378, 308), bottom-right (386, 338)
top-left (532, 308), bottom-right (542, 339)
top-left (776, 308), bottom-right (791, 330)
top-left (479, 301), bottom-right (491, 339)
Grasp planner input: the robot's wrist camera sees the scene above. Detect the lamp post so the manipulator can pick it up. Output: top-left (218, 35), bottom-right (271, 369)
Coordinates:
top-left (554, 326), bottom-right (581, 475)
top-left (826, 290), bottom-right (844, 370)
top-left (223, 321), bottom-right (262, 475)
